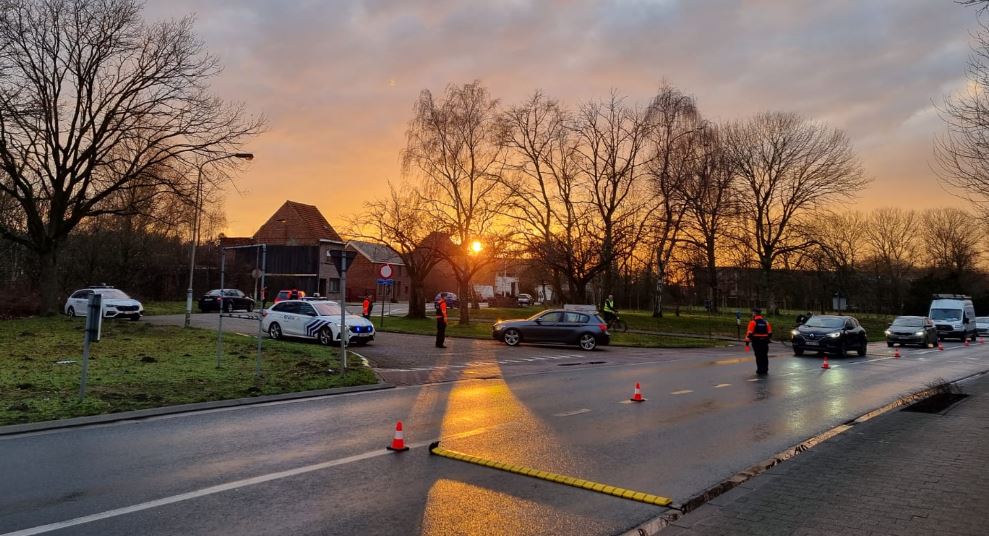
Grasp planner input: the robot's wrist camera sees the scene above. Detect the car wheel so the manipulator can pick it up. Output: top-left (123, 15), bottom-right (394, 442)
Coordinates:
top-left (578, 333), bottom-right (597, 351)
top-left (246, 303), bottom-right (254, 313)
top-left (318, 327), bottom-right (334, 346)
top-left (503, 328), bottom-right (521, 346)
top-left (886, 342), bottom-right (893, 348)
top-left (223, 301), bottom-right (232, 313)
top-left (66, 306), bottom-right (75, 317)
top-left (793, 347), bottom-right (804, 357)
top-left (130, 314), bottom-right (140, 321)
top-left (857, 342), bottom-right (867, 356)
top-left (834, 342), bottom-right (846, 357)
top-left (268, 323), bottom-right (282, 340)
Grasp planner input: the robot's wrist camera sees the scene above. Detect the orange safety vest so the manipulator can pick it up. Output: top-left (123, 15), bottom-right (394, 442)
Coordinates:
top-left (436, 299), bottom-right (448, 322)
top-left (362, 298), bottom-right (371, 315)
top-left (746, 315), bottom-right (772, 340)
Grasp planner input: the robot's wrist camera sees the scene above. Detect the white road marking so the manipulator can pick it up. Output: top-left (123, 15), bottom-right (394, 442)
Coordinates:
top-left (0, 424), bottom-right (510, 536)
top-left (671, 390), bottom-right (693, 395)
top-left (553, 408), bottom-right (591, 417)
top-left (714, 384), bottom-right (731, 388)
top-left (746, 378), bottom-right (762, 382)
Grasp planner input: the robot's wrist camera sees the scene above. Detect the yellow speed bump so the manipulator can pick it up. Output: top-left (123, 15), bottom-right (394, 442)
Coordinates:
top-left (428, 442), bottom-right (672, 507)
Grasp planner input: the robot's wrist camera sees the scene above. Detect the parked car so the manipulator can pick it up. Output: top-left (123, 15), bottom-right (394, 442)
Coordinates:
top-left (790, 315), bottom-right (868, 357)
top-left (976, 316), bottom-right (989, 337)
top-left (262, 299), bottom-right (375, 346)
top-left (517, 293), bottom-right (533, 306)
top-left (199, 289), bottom-right (255, 313)
top-left (492, 309), bottom-right (610, 350)
top-left (929, 294), bottom-right (977, 341)
top-left (885, 316), bottom-right (938, 348)
top-left (274, 289), bottom-right (306, 303)
top-left (64, 286), bottom-right (143, 320)
top-left (434, 292), bottom-right (459, 308)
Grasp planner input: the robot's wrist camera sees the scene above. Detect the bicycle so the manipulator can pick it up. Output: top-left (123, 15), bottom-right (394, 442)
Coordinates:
top-left (606, 314), bottom-right (628, 333)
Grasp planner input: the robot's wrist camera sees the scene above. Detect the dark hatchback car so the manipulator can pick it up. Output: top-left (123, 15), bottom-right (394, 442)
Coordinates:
top-left (791, 315), bottom-right (868, 357)
top-left (199, 289), bottom-right (255, 313)
top-left (492, 309), bottom-right (610, 350)
top-left (885, 316), bottom-right (938, 348)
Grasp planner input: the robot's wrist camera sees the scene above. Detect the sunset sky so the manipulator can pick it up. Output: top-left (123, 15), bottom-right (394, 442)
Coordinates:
top-left (145, 0), bottom-right (979, 237)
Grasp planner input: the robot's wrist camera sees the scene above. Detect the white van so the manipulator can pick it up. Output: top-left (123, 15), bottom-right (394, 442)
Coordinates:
top-left (928, 294), bottom-right (977, 341)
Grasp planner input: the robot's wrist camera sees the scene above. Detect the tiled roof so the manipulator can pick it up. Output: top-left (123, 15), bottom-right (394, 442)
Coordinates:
top-left (252, 201), bottom-right (342, 245)
top-left (347, 240), bottom-right (404, 265)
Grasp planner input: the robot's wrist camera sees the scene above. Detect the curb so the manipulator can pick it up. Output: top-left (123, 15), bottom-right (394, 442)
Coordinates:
top-left (0, 382), bottom-right (394, 437)
top-left (620, 367), bottom-right (989, 536)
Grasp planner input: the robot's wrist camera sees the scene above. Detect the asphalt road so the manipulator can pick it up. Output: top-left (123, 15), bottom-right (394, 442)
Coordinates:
top-left (4, 337), bottom-right (987, 536)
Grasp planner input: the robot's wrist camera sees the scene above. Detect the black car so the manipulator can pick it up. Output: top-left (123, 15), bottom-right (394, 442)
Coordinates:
top-left (199, 289), bottom-right (255, 313)
top-left (435, 292), bottom-right (459, 308)
top-left (791, 315), bottom-right (868, 357)
top-left (885, 316), bottom-right (938, 348)
top-left (492, 309), bottom-right (610, 350)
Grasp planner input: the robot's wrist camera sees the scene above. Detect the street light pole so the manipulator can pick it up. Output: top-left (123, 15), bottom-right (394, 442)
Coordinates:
top-left (184, 152), bottom-right (254, 328)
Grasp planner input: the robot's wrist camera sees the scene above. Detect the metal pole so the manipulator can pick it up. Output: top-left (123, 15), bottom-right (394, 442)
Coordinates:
top-left (255, 245), bottom-right (266, 377)
top-left (216, 248), bottom-right (225, 368)
top-left (184, 165), bottom-right (204, 328)
top-left (380, 283), bottom-right (385, 327)
top-left (340, 256), bottom-right (348, 371)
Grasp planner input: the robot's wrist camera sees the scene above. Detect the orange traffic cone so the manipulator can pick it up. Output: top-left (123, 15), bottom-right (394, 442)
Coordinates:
top-left (821, 355), bottom-right (830, 369)
top-left (744, 343), bottom-right (751, 352)
top-left (387, 421), bottom-right (409, 452)
top-left (938, 341), bottom-right (944, 351)
top-left (894, 348), bottom-right (901, 359)
top-left (630, 383), bottom-right (645, 402)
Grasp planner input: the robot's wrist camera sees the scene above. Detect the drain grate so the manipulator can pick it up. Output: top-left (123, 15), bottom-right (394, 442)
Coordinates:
top-left (902, 393), bottom-right (969, 414)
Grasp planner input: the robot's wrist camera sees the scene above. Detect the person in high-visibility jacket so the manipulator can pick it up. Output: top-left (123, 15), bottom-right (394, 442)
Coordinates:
top-left (435, 296), bottom-right (448, 348)
top-left (745, 308), bottom-right (773, 375)
top-left (362, 295), bottom-right (372, 320)
top-left (602, 294), bottom-right (617, 324)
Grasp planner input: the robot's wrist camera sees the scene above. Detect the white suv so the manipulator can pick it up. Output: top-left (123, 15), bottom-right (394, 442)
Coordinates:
top-left (64, 287), bottom-right (144, 321)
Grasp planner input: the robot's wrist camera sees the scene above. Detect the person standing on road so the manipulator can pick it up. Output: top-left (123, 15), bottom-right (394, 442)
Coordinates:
top-left (435, 296), bottom-right (448, 348)
top-left (362, 295), bottom-right (373, 320)
top-left (746, 308), bottom-right (773, 375)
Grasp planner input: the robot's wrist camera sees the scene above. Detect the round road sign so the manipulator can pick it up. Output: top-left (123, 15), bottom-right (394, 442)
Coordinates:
top-left (379, 264), bottom-right (393, 279)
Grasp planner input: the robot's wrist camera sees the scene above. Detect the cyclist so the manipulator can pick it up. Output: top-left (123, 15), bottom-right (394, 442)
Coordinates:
top-left (602, 294), bottom-right (617, 325)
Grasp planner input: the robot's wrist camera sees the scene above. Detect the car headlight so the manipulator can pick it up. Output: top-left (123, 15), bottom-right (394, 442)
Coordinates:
top-left (914, 330), bottom-right (925, 336)
top-left (791, 329), bottom-right (800, 336)
top-left (884, 330), bottom-right (891, 336)
top-left (827, 331), bottom-right (842, 338)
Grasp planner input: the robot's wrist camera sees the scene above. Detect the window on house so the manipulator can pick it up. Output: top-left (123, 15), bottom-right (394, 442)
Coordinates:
top-left (328, 278), bottom-right (341, 293)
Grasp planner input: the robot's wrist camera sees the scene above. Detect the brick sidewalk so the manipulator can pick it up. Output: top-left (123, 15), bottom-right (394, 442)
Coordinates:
top-left (663, 372), bottom-right (989, 536)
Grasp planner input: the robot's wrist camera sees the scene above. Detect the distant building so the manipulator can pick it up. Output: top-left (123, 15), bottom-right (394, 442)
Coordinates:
top-left (220, 200), bottom-right (345, 300)
top-left (343, 240), bottom-right (410, 302)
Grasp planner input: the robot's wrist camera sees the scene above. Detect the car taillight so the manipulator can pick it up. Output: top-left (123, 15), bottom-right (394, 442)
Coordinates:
top-left (598, 323), bottom-right (608, 332)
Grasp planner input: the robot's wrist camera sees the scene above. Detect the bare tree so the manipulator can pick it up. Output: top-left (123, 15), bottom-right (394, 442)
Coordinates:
top-left (352, 181), bottom-right (444, 319)
top-left (806, 211), bottom-right (868, 307)
top-left (725, 112), bottom-right (867, 310)
top-left (863, 207), bottom-right (919, 313)
top-left (0, 0), bottom-right (262, 313)
top-left (680, 125), bottom-right (737, 313)
top-left (921, 208), bottom-right (981, 273)
top-left (571, 91), bottom-right (655, 304)
top-left (644, 85), bottom-right (703, 317)
top-left (402, 81), bottom-right (507, 325)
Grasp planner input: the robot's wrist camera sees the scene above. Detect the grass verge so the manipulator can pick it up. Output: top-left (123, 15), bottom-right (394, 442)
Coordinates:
top-left (0, 316), bottom-right (377, 426)
top-left (142, 301), bottom-right (189, 316)
top-left (371, 315), bottom-right (724, 348)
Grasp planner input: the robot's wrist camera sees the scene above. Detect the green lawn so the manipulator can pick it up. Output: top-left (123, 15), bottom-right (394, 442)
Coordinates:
top-left (371, 314), bottom-right (724, 348)
top-left (0, 317), bottom-right (377, 426)
top-left (142, 300), bottom-right (188, 316)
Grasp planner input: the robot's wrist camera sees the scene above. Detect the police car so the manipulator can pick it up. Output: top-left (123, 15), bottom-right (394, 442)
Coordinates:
top-left (262, 299), bottom-right (375, 346)
top-left (64, 285), bottom-right (144, 320)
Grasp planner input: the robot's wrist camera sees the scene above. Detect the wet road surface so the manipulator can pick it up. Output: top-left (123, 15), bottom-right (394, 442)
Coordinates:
top-left (3, 338), bottom-right (987, 536)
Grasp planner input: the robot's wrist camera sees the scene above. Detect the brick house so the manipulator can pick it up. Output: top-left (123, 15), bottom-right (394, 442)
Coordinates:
top-left (221, 200), bottom-right (346, 300)
top-left (343, 240), bottom-right (410, 302)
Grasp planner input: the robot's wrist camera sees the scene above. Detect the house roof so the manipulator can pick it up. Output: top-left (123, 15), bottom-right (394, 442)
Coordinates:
top-left (347, 240), bottom-right (404, 265)
top-left (253, 201), bottom-right (342, 246)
